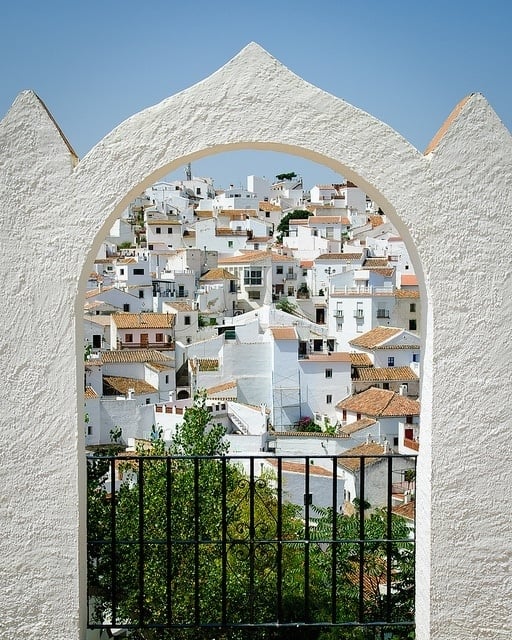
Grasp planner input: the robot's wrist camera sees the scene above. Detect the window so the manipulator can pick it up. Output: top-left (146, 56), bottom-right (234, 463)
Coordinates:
top-left (133, 268), bottom-right (144, 275)
top-left (303, 269), bottom-right (307, 277)
top-left (356, 413), bottom-right (361, 420)
top-left (383, 382), bottom-right (390, 390)
top-left (342, 409), bottom-right (347, 421)
top-left (327, 339), bottom-right (335, 351)
top-left (248, 290), bottom-right (261, 300)
top-left (393, 437), bottom-right (399, 447)
top-left (123, 303), bottom-right (130, 312)
top-left (119, 268), bottom-right (125, 275)
top-left (287, 287), bottom-right (294, 296)
top-left (155, 333), bottom-right (163, 342)
top-left (377, 308), bottom-right (389, 318)
top-left (254, 243), bottom-right (259, 250)
top-left (87, 425), bottom-right (92, 436)
top-left (125, 333), bottom-right (133, 343)
top-left (244, 268), bottom-right (262, 285)
top-left (196, 187), bottom-right (201, 195)
top-left (326, 394), bottom-right (332, 404)
top-left (406, 415), bottom-right (413, 424)
top-left (388, 357), bottom-right (395, 367)
top-left (265, 212), bottom-right (270, 218)
top-left (184, 316), bottom-right (191, 325)
top-left (156, 227), bottom-right (161, 234)
top-left (145, 398), bottom-right (150, 405)
top-left (412, 353), bottom-right (420, 363)
top-left (167, 228), bottom-right (173, 234)
top-left (325, 368), bottom-right (333, 379)
top-left (92, 335), bottom-right (101, 349)
top-left (165, 375), bottom-right (169, 384)
top-left (409, 319), bottom-right (417, 331)
top-left (228, 241), bottom-right (233, 248)
top-left (138, 290), bottom-right (144, 299)
top-left (410, 303), bottom-right (416, 313)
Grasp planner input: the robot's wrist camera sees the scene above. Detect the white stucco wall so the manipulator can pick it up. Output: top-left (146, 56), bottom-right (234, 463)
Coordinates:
top-left (0, 43), bottom-right (511, 639)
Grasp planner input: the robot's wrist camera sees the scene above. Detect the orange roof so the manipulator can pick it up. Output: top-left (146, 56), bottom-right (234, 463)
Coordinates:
top-left (305, 352), bottom-right (352, 362)
top-left (200, 268), bottom-right (237, 281)
top-left (112, 313), bottom-right (175, 329)
top-left (400, 274), bottom-right (418, 286)
top-left (337, 442), bottom-right (389, 472)
top-left (352, 366), bottom-right (418, 382)
top-left (336, 388), bottom-right (420, 417)
top-left (349, 327), bottom-right (405, 349)
top-left (270, 327), bottom-right (297, 340)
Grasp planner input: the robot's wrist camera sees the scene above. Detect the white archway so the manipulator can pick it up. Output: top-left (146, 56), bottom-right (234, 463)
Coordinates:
top-left (1, 43), bottom-right (511, 640)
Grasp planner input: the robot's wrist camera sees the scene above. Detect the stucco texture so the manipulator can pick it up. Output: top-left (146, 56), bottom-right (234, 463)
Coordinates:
top-left (0, 43), bottom-right (510, 639)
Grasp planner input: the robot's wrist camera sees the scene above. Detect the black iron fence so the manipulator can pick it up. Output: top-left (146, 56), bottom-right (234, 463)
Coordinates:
top-left (87, 453), bottom-right (416, 639)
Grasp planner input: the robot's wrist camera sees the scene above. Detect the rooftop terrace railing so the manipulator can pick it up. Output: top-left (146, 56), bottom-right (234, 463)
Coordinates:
top-left (87, 453), bottom-right (416, 639)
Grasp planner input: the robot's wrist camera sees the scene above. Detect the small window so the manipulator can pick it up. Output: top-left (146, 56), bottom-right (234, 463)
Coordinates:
top-left (119, 268), bottom-right (125, 276)
top-left (123, 303), bottom-right (130, 312)
top-left (184, 316), bottom-right (191, 326)
top-left (406, 415), bottom-right (413, 424)
top-left (356, 413), bottom-right (361, 420)
top-left (156, 227), bottom-right (161, 234)
top-left (138, 290), bottom-right (144, 299)
top-left (393, 437), bottom-right (399, 447)
top-left (326, 394), bottom-right (332, 404)
top-left (228, 241), bottom-right (234, 248)
top-left (248, 291), bottom-right (261, 300)
top-left (165, 375), bottom-right (169, 384)
top-left (167, 228), bottom-right (173, 234)
top-left (383, 382), bottom-right (390, 390)
top-left (410, 303), bottom-right (416, 313)
top-left (388, 357), bottom-right (395, 367)
top-left (125, 333), bottom-right (133, 343)
top-left (133, 268), bottom-right (144, 275)
top-left (196, 187), bottom-right (201, 195)
top-left (325, 368), bottom-right (333, 379)
top-left (265, 212), bottom-right (270, 218)
top-left (409, 319), bottom-right (417, 331)
top-left (146, 398), bottom-right (151, 405)
top-left (92, 335), bottom-right (101, 349)
top-left (87, 425), bottom-right (92, 436)
top-left (412, 353), bottom-right (420, 363)
top-left (155, 333), bottom-right (163, 342)
top-left (276, 266), bottom-right (283, 274)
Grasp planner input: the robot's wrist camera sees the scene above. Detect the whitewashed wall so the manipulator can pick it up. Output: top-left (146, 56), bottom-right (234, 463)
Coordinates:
top-left (0, 43), bottom-right (511, 639)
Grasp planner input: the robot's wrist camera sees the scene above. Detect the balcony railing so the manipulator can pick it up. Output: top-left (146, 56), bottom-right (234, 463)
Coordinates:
top-left (117, 341), bottom-right (175, 350)
top-left (87, 453), bottom-right (416, 638)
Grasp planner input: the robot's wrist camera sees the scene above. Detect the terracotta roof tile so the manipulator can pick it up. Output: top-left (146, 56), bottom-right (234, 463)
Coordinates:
top-left (112, 313), bottom-right (175, 329)
top-left (336, 388), bottom-right (420, 417)
top-left (337, 442), bottom-right (389, 472)
top-left (103, 376), bottom-right (158, 395)
top-left (266, 459), bottom-right (334, 477)
top-left (339, 417), bottom-right (377, 435)
top-left (305, 352), bottom-right (351, 362)
top-left (206, 380), bottom-right (237, 395)
top-left (352, 366), bottom-right (418, 382)
top-left (200, 268), bottom-right (237, 281)
top-left (84, 386), bottom-right (98, 399)
top-left (198, 358), bottom-right (219, 371)
top-left (270, 327), bottom-right (297, 340)
top-left (350, 353), bottom-right (373, 367)
top-left (316, 253), bottom-right (363, 261)
top-left (400, 274), bottom-right (419, 286)
top-left (349, 327), bottom-right (404, 349)
top-left (102, 350), bottom-right (172, 364)
top-left (392, 501), bottom-right (415, 520)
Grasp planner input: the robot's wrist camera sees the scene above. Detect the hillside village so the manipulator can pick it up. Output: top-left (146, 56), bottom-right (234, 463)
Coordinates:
top-left (84, 166), bottom-right (419, 509)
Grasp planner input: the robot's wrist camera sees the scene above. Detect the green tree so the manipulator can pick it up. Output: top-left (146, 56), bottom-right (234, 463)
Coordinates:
top-left (275, 172), bottom-right (297, 181)
top-left (87, 392), bottom-right (415, 639)
top-left (276, 209), bottom-right (312, 243)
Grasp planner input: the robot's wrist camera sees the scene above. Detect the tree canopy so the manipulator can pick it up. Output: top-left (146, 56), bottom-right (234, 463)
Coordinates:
top-left (87, 392), bottom-right (414, 639)
top-left (275, 172), bottom-right (297, 181)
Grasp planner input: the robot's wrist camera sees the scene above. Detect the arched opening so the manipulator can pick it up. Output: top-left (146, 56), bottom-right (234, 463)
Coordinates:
top-left (81, 143), bottom-right (426, 638)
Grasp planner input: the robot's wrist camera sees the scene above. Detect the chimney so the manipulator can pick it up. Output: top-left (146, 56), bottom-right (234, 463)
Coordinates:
top-left (127, 388), bottom-right (135, 400)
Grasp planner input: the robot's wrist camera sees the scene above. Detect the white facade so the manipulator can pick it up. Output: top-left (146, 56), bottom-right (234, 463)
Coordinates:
top-left (1, 44), bottom-right (511, 640)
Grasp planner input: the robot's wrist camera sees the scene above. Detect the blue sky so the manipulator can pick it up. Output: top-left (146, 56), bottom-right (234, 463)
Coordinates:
top-left (1, 0), bottom-right (511, 190)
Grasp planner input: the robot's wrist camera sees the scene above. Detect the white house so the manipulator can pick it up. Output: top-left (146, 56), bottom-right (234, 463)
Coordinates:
top-left (335, 387), bottom-right (420, 448)
top-left (348, 326), bottom-right (421, 369)
top-left (110, 312), bottom-right (176, 351)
